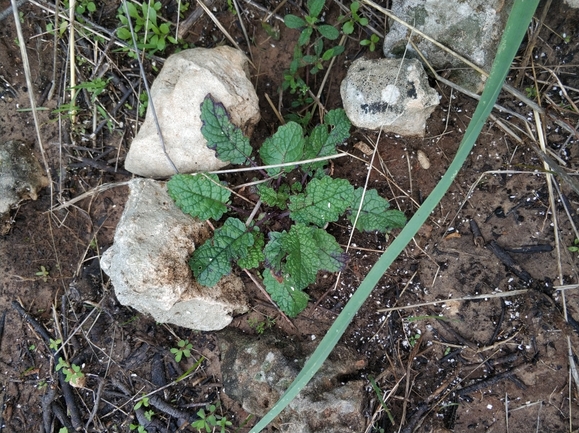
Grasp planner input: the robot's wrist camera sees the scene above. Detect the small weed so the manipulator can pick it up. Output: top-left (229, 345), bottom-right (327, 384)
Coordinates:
top-left (282, 0), bottom-right (344, 106)
top-left (37, 379), bottom-right (48, 391)
top-left (70, 77), bottom-right (110, 103)
top-left (341, 1), bottom-right (368, 35)
top-left (248, 316), bottom-right (276, 334)
top-left (525, 86), bottom-right (537, 99)
top-left (129, 424), bottom-right (147, 433)
top-left (55, 358), bottom-right (85, 387)
top-left (569, 238), bottom-right (579, 253)
top-left (59, 428), bottom-right (69, 433)
top-left (170, 339), bottom-right (193, 362)
top-left (144, 409), bottom-right (155, 421)
top-left (360, 33), bottom-right (380, 51)
top-left (134, 395), bottom-right (150, 410)
top-left (28, 344), bottom-right (36, 351)
top-left (191, 403), bottom-right (232, 433)
top-left (116, 1), bottom-right (180, 57)
top-left (138, 91), bottom-right (149, 118)
top-left (35, 265), bottom-right (49, 282)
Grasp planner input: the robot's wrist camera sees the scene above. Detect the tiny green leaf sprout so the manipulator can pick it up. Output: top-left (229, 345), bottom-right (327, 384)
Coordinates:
top-left (170, 339), bottom-right (193, 362)
top-left (168, 94), bottom-right (406, 317)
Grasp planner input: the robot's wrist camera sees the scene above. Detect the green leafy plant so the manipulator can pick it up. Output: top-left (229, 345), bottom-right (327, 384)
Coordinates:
top-left (170, 339), bottom-right (193, 362)
top-left (168, 95), bottom-right (406, 317)
top-left (282, 0), bottom-right (344, 105)
top-left (569, 238), bottom-right (579, 253)
top-left (116, 1), bottom-right (178, 57)
top-left (191, 404), bottom-right (232, 433)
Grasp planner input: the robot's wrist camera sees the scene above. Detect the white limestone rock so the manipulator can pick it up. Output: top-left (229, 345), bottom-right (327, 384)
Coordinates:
top-left (382, 0), bottom-right (513, 93)
top-left (100, 178), bottom-right (249, 331)
top-left (125, 46), bottom-right (260, 178)
top-left (340, 58), bottom-right (439, 136)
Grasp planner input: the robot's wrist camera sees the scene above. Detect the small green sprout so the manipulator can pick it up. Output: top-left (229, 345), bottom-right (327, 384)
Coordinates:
top-left (55, 358), bottom-right (85, 386)
top-left (129, 424), bottom-right (147, 433)
top-left (569, 238), bottom-right (579, 253)
top-left (360, 33), bottom-right (380, 51)
top-left (134, 396), bottom-right (150, 410)
top-left (35, 265), bottom-right (49, 282)
top-left (192, 404), bottom-right (232, 433)
top-left (50, 338), bottom-right (62, 351)
top-left (170, 339), bottom-right (193, 362)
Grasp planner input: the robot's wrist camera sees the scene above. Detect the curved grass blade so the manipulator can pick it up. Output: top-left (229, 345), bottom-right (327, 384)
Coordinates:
top-left (249, 1), bottom-right (540, 430)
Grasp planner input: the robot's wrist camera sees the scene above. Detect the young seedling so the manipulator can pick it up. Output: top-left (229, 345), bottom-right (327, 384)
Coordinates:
top-left (170, 339), bottom-right (193, 362)
top-left (191, 403), bottom-right (232, 433)
top-left (55, 358), bottom-right (85, 387)
top-left (282, 0), bottom-right (344, 107)
top-left (168, 94), bottom-right (406, 317)
top-left (134, 395), bottom-right (150, 410)
top-left (35, 265), bottom-right (49, 282)
top-left (569, 238), bottom-right (579, 253)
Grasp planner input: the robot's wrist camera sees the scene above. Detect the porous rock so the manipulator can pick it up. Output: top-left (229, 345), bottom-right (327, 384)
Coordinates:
top-left (219, 329), bottom-right (366, 433)
top-left (124, 46), bottom-right (260, 178)
top-left (382, 0), bottom-right (513, 93)
top-left (0, 140), bottom-right (49, 234)
top-left (100, 178), bottom-right (249, 331)
top-left (340, 58), bottom-right (439, 136)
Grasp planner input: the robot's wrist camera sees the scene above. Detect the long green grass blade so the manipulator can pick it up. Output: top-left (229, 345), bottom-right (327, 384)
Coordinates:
top-left (249, 1), bottom-right (539, 430)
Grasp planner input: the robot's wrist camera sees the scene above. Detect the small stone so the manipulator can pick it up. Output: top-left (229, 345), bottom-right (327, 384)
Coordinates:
top-left (340, 58), bottom-right (439, 136)
top-left (219, 329), bottom-right (367, 432)
top-left (125, 46), bottom-right (260, 178)
top-left (0, 140), bottom-right (49, 234)
top-left (100, 179), bottom-right (249, 331)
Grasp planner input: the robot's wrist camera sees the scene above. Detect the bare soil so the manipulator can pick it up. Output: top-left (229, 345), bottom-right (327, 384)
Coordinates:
top-left (0, 0), bottom-right (578, 432)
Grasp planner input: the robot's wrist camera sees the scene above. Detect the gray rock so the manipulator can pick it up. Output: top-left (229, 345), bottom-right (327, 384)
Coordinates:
top-left (125, 46), bottom-right (260, 178)
top-left (0, 140), bottom-right (49, 234)
top-left (100, 179), bottom-right (249, 331)
top-left (219, 329), bottom-right (366, 433)
top-left (383, 0), bottom-right (513, 93)
top-left (340, 58), bottom-right (439, 136)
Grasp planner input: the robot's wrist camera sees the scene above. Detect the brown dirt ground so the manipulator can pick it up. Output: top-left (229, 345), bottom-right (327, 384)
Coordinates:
top-left (1, 0), bottom-right (579, 432)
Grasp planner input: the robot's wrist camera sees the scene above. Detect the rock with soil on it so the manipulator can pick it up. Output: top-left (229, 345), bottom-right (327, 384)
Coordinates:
top-left (382, 0), bottom-right (513, 93)
top-left (219, 329), bottom-right (367, 433)
top-left (124, 46), bottom-right (260, 178)
top-left (340, 58), bottom-right (439, 136)
top-left (0, 140), bottom-right (49, 235)
top-left (100, 178), bottom-right (249, 331)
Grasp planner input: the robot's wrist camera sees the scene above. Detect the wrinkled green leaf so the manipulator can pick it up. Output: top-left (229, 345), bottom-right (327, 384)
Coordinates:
top-left (190, 218), bottom-right (254, 287)
top-left (263, 271), bottom-right (309, 318)
top-left (310, 227), bottom-right (348, 272)
top-left (280, 225), bottom-right (320, 288)
top-left (263, 231), bottom-right (285, 274)
top-left (259, 122), bottom-right (305, 175)
top-left (257, 184), bottom-right (289, 210)
top-left (167, 173), bottom-right (230, 221)
top-left (317, 25), bottom-right (339, 40)
top-left (200, 94), bottom-right (252, 165)
top-left (348, 188), bottom-right (406, 232)
top-left (289, 176), bottom-right (353, 226)
top-left (237, 229), bottom-right (265, 270)
top-left (284, 14), bottom-right (307, 29)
